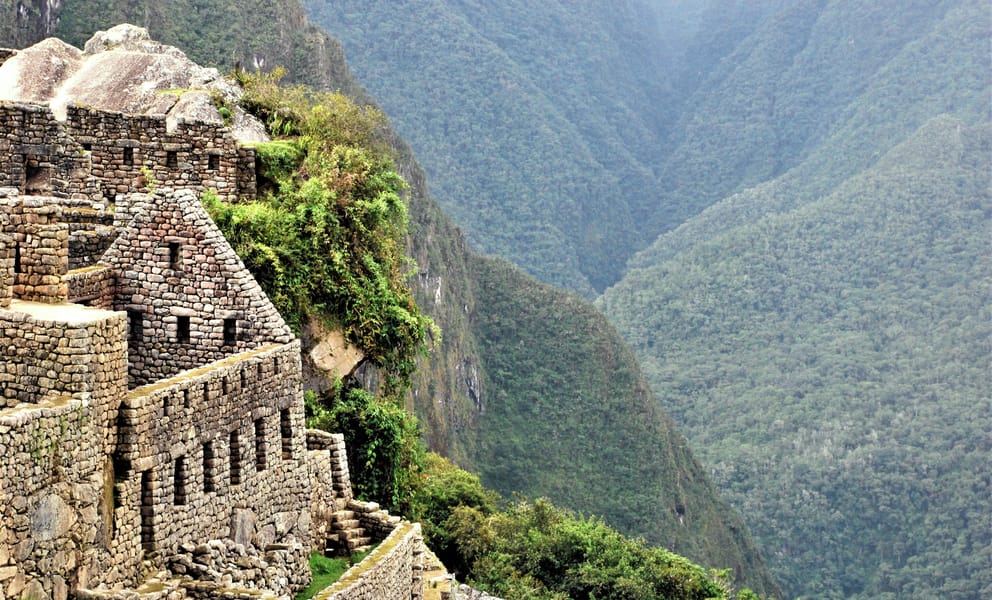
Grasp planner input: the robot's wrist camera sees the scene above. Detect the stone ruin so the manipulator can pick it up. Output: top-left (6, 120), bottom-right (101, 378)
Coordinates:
top-left (0, 26), bottom-right (423, 600)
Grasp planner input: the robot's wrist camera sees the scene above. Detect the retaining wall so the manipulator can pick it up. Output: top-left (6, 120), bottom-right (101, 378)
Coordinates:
top-left (315, 522), bottom-right (425, 600)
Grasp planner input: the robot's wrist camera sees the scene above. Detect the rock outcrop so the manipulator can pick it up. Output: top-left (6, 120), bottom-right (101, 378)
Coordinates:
top-left (0, 23), bottom-right (267, 142)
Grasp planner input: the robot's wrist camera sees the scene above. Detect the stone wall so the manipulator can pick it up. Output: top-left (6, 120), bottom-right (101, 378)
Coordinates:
top-left (0, 228), bottom-right (11, 309)
top-left (0, 301), bottom-right (128, 599)
top-left (66, 265), bottom-right (117, 309)
top-left (103, 188), bottom-right (292, 386)
top-left (109, 341), bottom-right (310, 586)
top-left (0, 398), bottom-right (102, 600)
top-left (314, 522), bottom-right (425, 600)
top-left (65, 104), bottom-right (256, 202)
top-left (1, 195), bottom-right (69, 303)
top-left (308, 431), bottom-right (354, 532)
top-left (0, 101), bottom-right (254, 205)
top-left (0, 102), bottom-right (94, 201)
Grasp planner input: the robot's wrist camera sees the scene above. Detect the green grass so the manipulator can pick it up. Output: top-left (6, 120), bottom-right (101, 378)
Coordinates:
top-left (295, 547), bottom-right (378, 600)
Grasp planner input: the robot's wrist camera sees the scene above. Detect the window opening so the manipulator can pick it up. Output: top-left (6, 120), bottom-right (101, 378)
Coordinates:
top-left (13, 243), bottom-right (21, 274)
top-left (281, 409), bottom-right (293, 460)
top-left (229, 431), bottom-right (241, 486)
top-left (82, 142), bottom-right (92, 151)
top-left (255, 418), bottom-right (267, 472)
top-left (203, 442), bottom-right (215, 494)
top-left (208, 154), bottom-right (220, 170)
top-left (128, 310), bottom-right (143, 342)
top-left (25, 163), bottom-right (51, 193)
top-left (166, 151), bottom-right (178, 168)
top-left (177, 316), bottom-right (190, 344)
top-left (202, 381), bottom-right (210, 402)
top-left (140, 470), bottom-right (154, 550)
top-left (183, 388), bottom-right (191, 409)
top-left (168, 241), bottom-right (181, 268)
top-left (240, 367), bottom-right (247, 390)
top-left (173, 456), bottom-right (187, 505)
top-left (123, 147), bottom-right (134, 166)
top-left (223, 318), bottom-right (237, 345)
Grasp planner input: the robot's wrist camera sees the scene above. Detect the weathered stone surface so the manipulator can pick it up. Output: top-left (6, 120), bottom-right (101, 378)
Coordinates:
top-left (0, 24), bottom-right (267, 143)
top-left (231, 509), bottom-right (256, 548)
top-left (308, 327), bottom-right (365, 381)
top-left (31, 494), bottom-right (77, 541)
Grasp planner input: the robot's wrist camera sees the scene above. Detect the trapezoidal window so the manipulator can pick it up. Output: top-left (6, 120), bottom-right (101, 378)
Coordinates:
top-left (140, 470), bottom-right (155, 550)
top-left (128, 310), bottom-right (143, 342)
top-left (229, 431), bottom-right (242, 486)
top-left (173, 456), bottom-right (188, 505)
top-left (176, 316), bottom-right (190, 344)
top-left (166, 151), bottom-right (178, 169)
top-left (123, 147), bottom-right (134, 166)
top-left (203, 442), bottom-right (216, 494)
top-left (168, 242), bottom-right (182, 268)
top-left (223, 318), bottom-right (237, 345)
top-left (281, 408), bottom-right (293, 460)
top-left (254, 418), bottom-right (267, 472)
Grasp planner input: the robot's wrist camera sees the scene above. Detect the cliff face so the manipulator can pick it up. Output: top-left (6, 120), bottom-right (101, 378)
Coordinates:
top-left (0, 2), bottom-right (780, 595)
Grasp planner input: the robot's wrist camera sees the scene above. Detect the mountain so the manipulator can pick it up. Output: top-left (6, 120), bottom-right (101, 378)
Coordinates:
top-left (0, 0), bottom-right (782, 595)
top-left (302, 0), bottom-right (675, 294)
top-left (598, 1), bottom-right (991, 596)
top-left (301, 0), bottom-right (990, 597)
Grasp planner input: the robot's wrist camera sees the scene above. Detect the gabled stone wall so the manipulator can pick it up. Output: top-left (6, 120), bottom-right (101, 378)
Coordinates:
top-left (103, 189), bottom-right (292, 387)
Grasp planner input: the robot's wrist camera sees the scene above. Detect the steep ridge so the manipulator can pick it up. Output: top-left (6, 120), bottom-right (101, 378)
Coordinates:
top-left (302, 0), bottom-right (670, 294)
top-left (602, 119), bottom-right (991, 598)
top-left (0, 0), bottom-right (782, 594)
top-left (600, 3), bottom-right (991, 597)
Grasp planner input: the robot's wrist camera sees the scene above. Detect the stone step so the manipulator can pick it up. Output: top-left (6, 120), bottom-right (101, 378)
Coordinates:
top-left (339, 528), bottom-right (366, 540)
top-left (332, 519), bottom-right (360, 530)
top-left (330, 510), bottom-right (356, 522)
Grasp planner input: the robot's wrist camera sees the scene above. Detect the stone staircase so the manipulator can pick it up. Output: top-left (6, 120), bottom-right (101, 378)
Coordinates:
top-left (326, 508), bottom-right (373, 555)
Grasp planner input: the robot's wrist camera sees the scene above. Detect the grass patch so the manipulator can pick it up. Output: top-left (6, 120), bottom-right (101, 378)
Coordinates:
top-left (295, 546), bottom-right (378, 600)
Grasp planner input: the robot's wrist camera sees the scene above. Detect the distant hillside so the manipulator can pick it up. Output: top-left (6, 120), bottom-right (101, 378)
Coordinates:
top-left (0, 1), bottom-right (782, 594)
top-left (600, 2), bottom-right (990, 597)
top-left (602, 116), bottom-right (991, 599)
top-left (302, 0), bottom-right (673, 294)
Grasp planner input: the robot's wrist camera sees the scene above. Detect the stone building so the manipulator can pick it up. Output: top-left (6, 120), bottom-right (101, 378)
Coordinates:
top-left (0, 26), bottom-right (423, 600)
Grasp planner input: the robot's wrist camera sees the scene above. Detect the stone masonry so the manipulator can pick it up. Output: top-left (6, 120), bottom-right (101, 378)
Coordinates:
top-left (0, 27), bottom-right (425, 600)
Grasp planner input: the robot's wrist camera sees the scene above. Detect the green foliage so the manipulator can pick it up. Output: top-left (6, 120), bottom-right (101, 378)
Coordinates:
top-left (470, 255), bottom-right (781, 597)
top-left (205, 71), bottom-right (432, 388)
top-left (309, 386), bottom-right (424, 513)
top-left (447, 498), bottom-right (734, 600)
top-left (303, 0), bottom-right (677, 294)
top-left (295, 547), bottom-right (377, 600)
top-left (409, 453), bottom-right (499, 576)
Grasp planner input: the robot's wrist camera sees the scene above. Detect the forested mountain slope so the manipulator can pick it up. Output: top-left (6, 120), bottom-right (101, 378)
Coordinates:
top-left (0, 1), bottom-right (781, 594)
top-left (599, 2), bottom-right (990, 597)
top-left (302, 0), bottom-right (672, 294)
top-left (602, 117), bottom-right (991, 598)
top-left (301, 1), bottom-right (965, 298)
